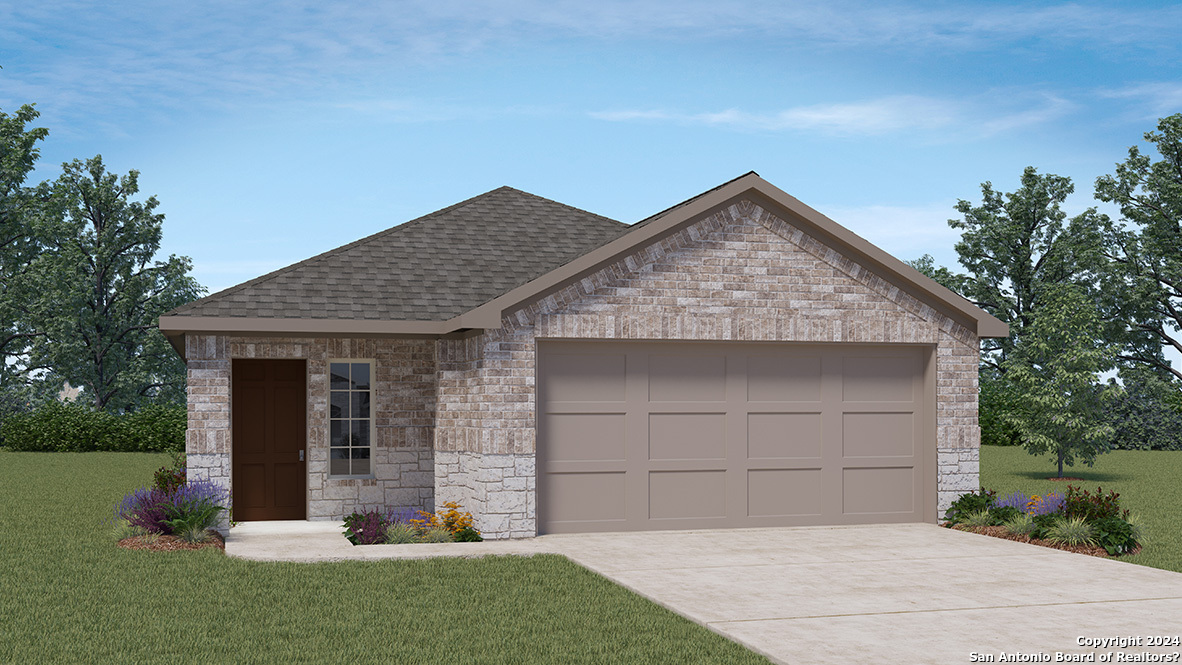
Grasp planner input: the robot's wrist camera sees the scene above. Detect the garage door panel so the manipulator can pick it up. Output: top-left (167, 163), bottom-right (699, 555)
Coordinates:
top-left (748, 469), bottom-right (823, 517)
top-left (843, 467), bottom-right (916, 515)
top-left (746, 355), bottom-right (822, 402)
top-left (548, 413), bottom-right (627, 461)
top-left (649, 413), bottom-right (727, 460)
top-left (538, 341), bottom-right (930, 534)
top-left (545, 472), bottom-right (627, 524)
top-left (748, 412), bottom-right (823, 459)
top-left (649, 470), bottom-right (727, 519)
top-left (544, 353), bottom-right (627, 402)
top-left (648, 354), bottom-right (727, 402)
top-left (842, 355), bottom-right (917, 402)
top-left (842, 413), bottom-right (915, 458)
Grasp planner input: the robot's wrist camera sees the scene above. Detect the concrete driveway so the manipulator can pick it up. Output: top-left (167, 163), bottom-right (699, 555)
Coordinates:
top-left (229, 522), bottom-right (1182, 664)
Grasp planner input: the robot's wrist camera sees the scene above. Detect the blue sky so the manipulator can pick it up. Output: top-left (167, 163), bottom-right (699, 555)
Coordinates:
top-left (3, 1), bottom-right (1181, 297)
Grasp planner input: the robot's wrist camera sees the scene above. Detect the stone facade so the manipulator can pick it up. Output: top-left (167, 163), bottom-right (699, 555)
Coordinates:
top-left (187, 197), bottom-right (982, 539)
top-left (433, 199), bottom-right (981, 536)
top-left (185, 335), bottom-right (436, 530)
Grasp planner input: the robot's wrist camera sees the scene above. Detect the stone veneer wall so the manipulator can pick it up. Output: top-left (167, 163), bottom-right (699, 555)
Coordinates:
top-left (185, 335), bottom-right (436, 530)
top-left (435, 199), bottom-right (982, 538)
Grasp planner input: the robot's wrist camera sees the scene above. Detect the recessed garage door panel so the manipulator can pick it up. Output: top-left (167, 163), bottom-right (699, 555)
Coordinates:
top-left (538, 341), bottom-right (930, 534)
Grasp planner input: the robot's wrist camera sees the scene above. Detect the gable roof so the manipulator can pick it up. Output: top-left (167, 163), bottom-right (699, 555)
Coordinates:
top-left (165, 186), bottom-right (627, 322)
top-left (160, 174), bottom-right (1006, 355)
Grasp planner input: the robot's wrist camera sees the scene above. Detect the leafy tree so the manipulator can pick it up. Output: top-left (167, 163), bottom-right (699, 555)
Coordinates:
top-left (1095, 114), bottom-right (1182, 382)
top-left (0, 104), bottom-right (49, 388)
top-left (1105, 367), bottom-right (1182, 451)
top-left (950, 166), bottom-right (1107, 372)
top-left (904, 254), bottom-right (967, 295)
top-left (1002, 284), bottom-right (1115, 477)
top-left (26, 156), bottom-right (204, 411)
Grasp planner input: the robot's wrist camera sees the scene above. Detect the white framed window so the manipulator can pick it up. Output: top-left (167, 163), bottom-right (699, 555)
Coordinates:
top-left (328, 359), bottom-right (374, 477)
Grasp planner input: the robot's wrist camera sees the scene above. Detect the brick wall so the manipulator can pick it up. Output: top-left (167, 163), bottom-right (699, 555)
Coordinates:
top-left (434, 199), bottom-right (981, 537)
top-left (185, 335), bottom-right (437, 530)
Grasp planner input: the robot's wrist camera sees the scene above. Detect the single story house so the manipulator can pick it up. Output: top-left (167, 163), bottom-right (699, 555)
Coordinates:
top-left (159, 172), bottom-right (1006, 539)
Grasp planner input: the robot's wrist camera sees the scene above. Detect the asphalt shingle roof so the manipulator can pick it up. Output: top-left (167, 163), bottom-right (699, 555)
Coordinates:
top-left (168, 187), bottom-right (628, 322)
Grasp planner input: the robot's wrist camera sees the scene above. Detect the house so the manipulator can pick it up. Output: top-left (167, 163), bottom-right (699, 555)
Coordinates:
top-left (158, 172), bottom-right (1006, 539)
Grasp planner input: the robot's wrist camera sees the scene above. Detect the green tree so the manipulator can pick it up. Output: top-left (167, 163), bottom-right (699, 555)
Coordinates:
top-left (904, 254), bottom-right (967, 295)
top-left (1095, 114), bottom-right (1182, 382)
top-left (1001, 284), bottom-right (1115, 477)
top-left (27, 156), bottom-right (204, 411)
top-left (950, 166), bottom-right (1107, 372)
top-left (0, 104), bottom-right (49, 388)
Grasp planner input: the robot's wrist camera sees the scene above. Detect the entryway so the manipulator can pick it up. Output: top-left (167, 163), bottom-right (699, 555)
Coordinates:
top-left (231, 359), bottom-right (307, 520)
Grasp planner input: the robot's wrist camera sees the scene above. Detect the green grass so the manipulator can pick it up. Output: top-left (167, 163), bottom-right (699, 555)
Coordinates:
top-left (980, 446), bottom-right (1182, 573)
top-left (0, 451), bottom-right (769, 665)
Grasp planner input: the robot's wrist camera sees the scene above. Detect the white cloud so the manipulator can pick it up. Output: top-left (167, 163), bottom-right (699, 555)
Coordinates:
top-left (2, 1), bottom-right (1177, 134)
top-left (1099, 83), bottom-right (1182, 118)
top-left (591, 93), bottom-right (1074, 138)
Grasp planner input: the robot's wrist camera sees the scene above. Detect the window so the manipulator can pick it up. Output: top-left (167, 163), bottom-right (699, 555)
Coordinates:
top-left (329, 360), bottom-right (373, 476)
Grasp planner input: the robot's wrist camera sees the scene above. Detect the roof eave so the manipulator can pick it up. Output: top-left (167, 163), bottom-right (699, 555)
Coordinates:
top-left (466, 173), bottom-right (1009, 339)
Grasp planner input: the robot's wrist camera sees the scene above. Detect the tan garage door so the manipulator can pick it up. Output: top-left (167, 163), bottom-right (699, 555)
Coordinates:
top-left (537, 341), bottom-right (933, 534)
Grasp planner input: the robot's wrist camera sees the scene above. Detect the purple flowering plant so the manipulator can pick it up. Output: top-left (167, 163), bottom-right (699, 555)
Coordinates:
top-left (115, 479), bottom-right (229, 535)
top-left (993, 490), bottom-right (1065, 516)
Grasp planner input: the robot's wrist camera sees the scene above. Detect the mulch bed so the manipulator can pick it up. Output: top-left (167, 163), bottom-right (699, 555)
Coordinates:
top-left (117, 530), bottom-right (225, 553)
top-left (950, 524), bottom-right (1139, 558)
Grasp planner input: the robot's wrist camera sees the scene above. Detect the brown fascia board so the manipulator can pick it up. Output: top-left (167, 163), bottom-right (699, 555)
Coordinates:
top-left (471, 173), bottom-right (1008, 339)
top-left (159, 174), bottom-right (1006, 361)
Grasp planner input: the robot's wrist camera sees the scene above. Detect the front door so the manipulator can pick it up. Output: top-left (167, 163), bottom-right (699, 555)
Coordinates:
top-left (232, 359), bottom-right (307, 520)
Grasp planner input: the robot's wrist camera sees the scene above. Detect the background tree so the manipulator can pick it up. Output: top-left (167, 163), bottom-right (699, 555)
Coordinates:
top-left (950, 166), bottom-right (1107, 371)
top-left (1095, 113), bottom-right (1182, 383)
top-left (938, 167), bottom-right (1111, 459)
top-left (0, 105), bottom-right (49, 389)
top-left (27, 156), bottom-right (204, 411)
top-left (1001, 284), bottom-right (1115, 477)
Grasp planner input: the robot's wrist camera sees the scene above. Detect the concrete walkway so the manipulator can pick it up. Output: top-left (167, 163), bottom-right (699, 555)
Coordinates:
top-left (228, 522), bottom-right (1182, 664)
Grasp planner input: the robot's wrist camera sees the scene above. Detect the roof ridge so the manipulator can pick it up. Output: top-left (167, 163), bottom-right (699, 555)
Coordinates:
top-left (495, 186), bottom-right (626, 229)
top-left (169, 185), bottom-right (574, 316)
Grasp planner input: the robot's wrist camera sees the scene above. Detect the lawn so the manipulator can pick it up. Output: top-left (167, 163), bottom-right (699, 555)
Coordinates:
top-left (0, 451), bottom-right (769, 665)
top-left (979, 445), bottom-right (1182, 573)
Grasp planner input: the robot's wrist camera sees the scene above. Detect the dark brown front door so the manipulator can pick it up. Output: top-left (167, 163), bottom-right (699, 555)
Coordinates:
top-left (232, 359), bottom-right (307, 521)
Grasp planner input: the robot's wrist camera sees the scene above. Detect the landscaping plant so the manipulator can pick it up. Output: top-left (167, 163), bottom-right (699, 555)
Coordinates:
top-left (945, 484), bottom-right (1141, 557)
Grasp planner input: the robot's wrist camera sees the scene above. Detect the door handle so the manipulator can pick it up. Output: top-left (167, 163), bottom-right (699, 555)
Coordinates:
top-left (299, 449), bottom-right (305, 462)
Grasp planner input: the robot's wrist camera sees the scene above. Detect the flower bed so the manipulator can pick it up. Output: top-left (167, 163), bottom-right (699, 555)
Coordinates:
top-left (343, 502), bottom-right (483, 545)
top-left (111, 453), bottom-right (227, 552)
top-left (943, 486), bottom-right (1144, 558)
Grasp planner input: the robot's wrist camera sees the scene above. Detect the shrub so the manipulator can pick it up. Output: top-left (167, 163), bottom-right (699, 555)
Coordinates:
top-left (1045, 517), bottom-right (1095, 547)
top-left (153, 453), bottom-right (187, 495)
top-left (1063, 485), bottom-right (1128, 522)
top-left (383, 522), bottom-right (417, 544)
top-left (343, 509), bottom-right (388, 545)
top-left (1090, 516), bottom-right (1138, 556)
top-left (114, 479), bottom-right (227, 535)
top-left (0, 401), bottom-right (185, 452)
top-left (986, 505), bottom-right (1020, 525)
top-left (1024, 492), bottom-right (1065, 516)
top-left (1002, 512), bottom-right (1036, 536)
top-left (115, 487), bottom-right (174, 534)
top-left (453, 526), bottom-right (483, 542)
top-left (419, 527), bottom-right (453, 543)
top-left (1030, 513), bottom-right (1059, 540)
top-left (963, 510), bottom-right (994, 527)
top-left (943, 489), bottom-right (996, 524)
top-left (162, 480), bottom-right (228, 534)
top-left (410, 501), bottom-right (481, 539)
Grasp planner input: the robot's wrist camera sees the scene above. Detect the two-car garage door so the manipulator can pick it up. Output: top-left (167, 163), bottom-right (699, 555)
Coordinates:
top-left (537, 341), bottom-right (933, 534)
